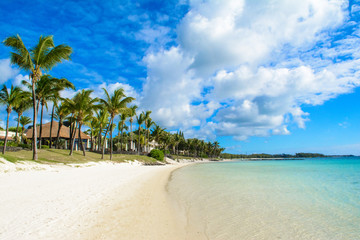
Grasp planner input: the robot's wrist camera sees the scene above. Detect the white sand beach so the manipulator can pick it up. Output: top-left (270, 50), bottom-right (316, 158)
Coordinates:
top-left (0, 159), bottom-right (192, 240)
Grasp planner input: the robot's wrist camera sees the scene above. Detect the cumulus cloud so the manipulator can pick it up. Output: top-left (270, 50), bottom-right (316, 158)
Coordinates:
top-left (141, 0), bottom-right (360, 141)
top-left (0, 59), bottom-right (19, 84)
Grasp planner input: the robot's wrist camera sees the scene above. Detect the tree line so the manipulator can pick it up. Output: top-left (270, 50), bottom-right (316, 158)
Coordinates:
top-left (0, 34), bottom-right (224, 160)
top-left (220, 152), bottom-right (326, 159)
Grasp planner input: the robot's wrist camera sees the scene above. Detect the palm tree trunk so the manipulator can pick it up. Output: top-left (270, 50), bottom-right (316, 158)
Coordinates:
top-left (78, 123), bottom-right (86, 156)
top-left (32, 81), bottom-right (38, 160)
top-left (69, 118), bottom-right (73, 148)
top-left (110, 122), bottom-right (113, 160)
top-left (2, 111), bottom-right (10, 154)
top-left (15, 113), bottom-right (21, 142)
top-left (56, 121), bottom-right (62, 149)
top-left (102, 119), bottom-right (112, 159)
top-left (22, 126), bottom-right (26, 144)
top-left (138, 127), bottom-right (141, 154)
top-left (39, 103), bottom-right (44, 149)
top-left (130, 121), bottom-right (133, 151)
top-left (120, 125), bottom-right (123, 153)
top-left (69, 121), bottom-right (78, 156)
top-left (49, 103), bottom-right (55, 148)
top-left (98, 128), bottom-right (102, 151)
top-left (90, 131), bottom-right (93, 151)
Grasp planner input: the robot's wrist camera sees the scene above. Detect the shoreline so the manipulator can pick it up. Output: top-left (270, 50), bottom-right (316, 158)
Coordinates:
top-left (0, 158), bottom-right (202, 240)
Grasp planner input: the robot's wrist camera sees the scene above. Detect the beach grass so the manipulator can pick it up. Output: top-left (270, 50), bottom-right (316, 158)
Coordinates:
top-left (2, 149), bottom-right (158, 165)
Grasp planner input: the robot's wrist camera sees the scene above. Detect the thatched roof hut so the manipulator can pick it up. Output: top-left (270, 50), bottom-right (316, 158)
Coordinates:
top-left (25, 121), bottom-right (90, 140)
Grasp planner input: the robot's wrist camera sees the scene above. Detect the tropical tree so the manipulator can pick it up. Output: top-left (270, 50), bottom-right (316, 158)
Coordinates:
top-left (22, 75), bottom-right (74, 148)
top-left (12, 91), bottom-right (31, 141)
top-left (142, 111), bottom-right (151, 152)
top-left (118, 113), bottom-right (128, 152)
top-left (48, 78), bottom-right (74, 148)
top-left (145, 117), bottom-right (155, 152)
top-left (95, 109), bottom-right (109, 152)
top-left (19, 116), bottom-right (32, 143)
top-left (100, 88), bottom-right (134, 160)
top-left (128, 105), bottom-right (137, 151)
top-left (151, 124), bottom-right (165, 145)
top-left (136, 112), bottom-right (145, 154)
top-left (3, 34), bottom-right (72, 160)
top-left (53, 103), bottom-right (69, 149)
top-left (69, 90), bottom-right (98, 156)
top-left (0, 85), bottom-right (24, 154)
top-left (86, 116), bottom-right (99, 151)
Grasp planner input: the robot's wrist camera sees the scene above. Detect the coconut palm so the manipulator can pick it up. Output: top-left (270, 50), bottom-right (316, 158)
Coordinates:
top-left (128, 105), bottom-right (137, 151)
top-left (19, 116), bottom-right (32, 143)
top-left (69, 90), bottom-right (99, 156)
top-left (53, 103), bottom-right (69, 149)
top-left (95, 109), bottom-right (109, 152)
top-left (142, 111), bottom-right (151, 152)
top-left (85, 116), bottom-right (99, 151)
top-left (48, 78), bottom-right (74, 148)
top-left (100, 88), bottom-right (134, 160)
top-left (0, 85), bottom-right (24, 154)
top-left (136, 112), bottom-right (145, 154)
top-left (151, 124), bottom-right (166, 145)
top-left (145, 117), bottom-right (155, 152)
top-left (12, 91), bottom-right (31, 141)
top-left (23, 75), bottom-right (74, 148)
top-left (3, 34), bottom-right (72, 160)
top-left (118, 113), bottom-right (128, 152)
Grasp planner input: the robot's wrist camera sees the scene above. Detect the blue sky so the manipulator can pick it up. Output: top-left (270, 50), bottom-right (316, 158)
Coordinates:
top-left (1, 0), bottom-right (360, 155)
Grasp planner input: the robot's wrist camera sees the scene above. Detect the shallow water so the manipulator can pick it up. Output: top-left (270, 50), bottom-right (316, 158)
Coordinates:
top-left (167, 158), bottom-right (360, 240)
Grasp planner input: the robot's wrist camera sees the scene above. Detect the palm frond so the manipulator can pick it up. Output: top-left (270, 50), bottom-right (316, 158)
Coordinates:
top-left (41, 44), bottom-right (72, 71)
top-left (31, 35), bottom-right (55, 66)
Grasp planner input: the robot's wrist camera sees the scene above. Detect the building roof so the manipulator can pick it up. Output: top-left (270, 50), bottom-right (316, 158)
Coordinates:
top-left (25, 121), bottom-right (90, 140)
top-left (0, 136), bottom-right (14, 141)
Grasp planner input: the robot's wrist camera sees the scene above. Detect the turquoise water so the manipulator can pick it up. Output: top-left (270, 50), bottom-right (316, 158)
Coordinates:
top-left (167, 158), bottom-right (360, 239)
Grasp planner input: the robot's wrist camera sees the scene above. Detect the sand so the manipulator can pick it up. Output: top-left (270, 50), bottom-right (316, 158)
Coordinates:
top-left (0, 158), bottom-right (189, 240)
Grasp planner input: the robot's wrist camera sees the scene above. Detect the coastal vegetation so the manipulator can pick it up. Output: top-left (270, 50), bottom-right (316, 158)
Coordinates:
top-left (220, 152), bottom-right (326, 159)
top-left (1, 34), bottom-right (224, 162)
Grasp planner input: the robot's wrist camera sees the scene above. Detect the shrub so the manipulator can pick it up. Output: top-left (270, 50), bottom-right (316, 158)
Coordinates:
top-left (41, 145), bottom-right (49, 149)
top-left (18, 143), bottom-right (31, 149)
top-left (149, 149), bottom-right (164, 162)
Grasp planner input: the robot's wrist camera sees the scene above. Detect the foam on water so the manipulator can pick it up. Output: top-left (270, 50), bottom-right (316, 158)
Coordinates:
top-left (167, 158), bottom-right (360, 240)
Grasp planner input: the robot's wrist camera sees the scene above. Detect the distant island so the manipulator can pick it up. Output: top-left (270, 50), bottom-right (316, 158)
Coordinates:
top-left (221, 152), bottom-right (357, 159)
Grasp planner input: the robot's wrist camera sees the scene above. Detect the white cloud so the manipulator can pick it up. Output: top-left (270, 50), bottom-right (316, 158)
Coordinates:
top-left (0, 59), bottom-right (19, 84)
top-left (141, 0), bottom-right (359, 141)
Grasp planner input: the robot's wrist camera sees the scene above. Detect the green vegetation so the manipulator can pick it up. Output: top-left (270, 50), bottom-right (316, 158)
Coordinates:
top-left (149, 149), bottom-right (164, 162)
top-left (2, 149), bottom-right (158, 165)
top-left (220, 152), bottom-right (326, 159)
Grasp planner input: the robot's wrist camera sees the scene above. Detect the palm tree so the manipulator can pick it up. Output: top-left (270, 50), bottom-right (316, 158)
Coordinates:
top-left (151, 124), bottom-right (166, 146)
top-left (13, 91), bottom-right (31, 142)
top-left (128, 105), bottom-right (137, 151)
top-left (3, 34), bottom-right (72, 160)
top-left (100, 87), bottom-right (134, 160)
top-left (23, 75), bottom-right (74, 148)
top-left (95, 109), bottom-right (109, 152)
top-left (145, 117), bottom-right (155, 152)
top-left (118, 113), bottom-right (128, 152)
top-left (136, 112), bottom-right (145, 154)
top-left (53, 103), bottom-right (69, 149)
top-left (0, 85), bottom-right (24, 154)
top-left (86, 116), bottom-right (99, 152)
top-left (142, 111), bottom-right (151, 152)
top-left (69, 90), bottom-right (98, 156)
top-left (19, 116), bottom-right (32, 143)
top-left (49, 78), bottom-right (74, 148)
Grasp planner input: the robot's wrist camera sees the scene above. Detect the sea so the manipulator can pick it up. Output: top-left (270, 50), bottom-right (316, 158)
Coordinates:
top-left (167, 158), bottom-right (360, 240)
